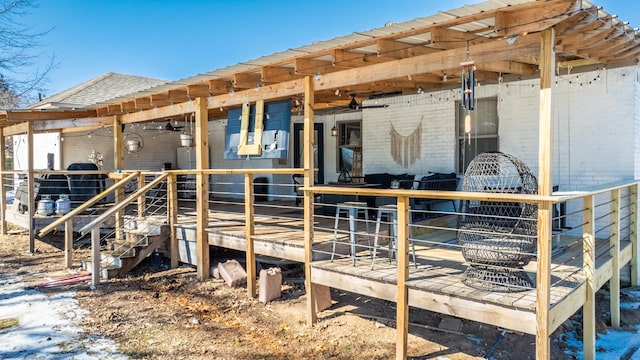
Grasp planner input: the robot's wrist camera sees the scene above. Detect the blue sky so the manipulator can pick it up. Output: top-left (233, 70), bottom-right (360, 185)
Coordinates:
top-left (24, 0), bottom-right (640, 97)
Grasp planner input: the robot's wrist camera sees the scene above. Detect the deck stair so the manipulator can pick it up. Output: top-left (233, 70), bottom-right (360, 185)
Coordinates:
top-left (84, 215), bottom-right (170, 279)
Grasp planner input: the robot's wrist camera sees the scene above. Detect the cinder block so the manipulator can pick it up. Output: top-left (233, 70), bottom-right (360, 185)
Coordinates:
top-left (258, 267), bottom-right (282, 304)
top-left (218, 259), bottom-right (247, 287)
top-left (312, 284), bottom-right (332, 312)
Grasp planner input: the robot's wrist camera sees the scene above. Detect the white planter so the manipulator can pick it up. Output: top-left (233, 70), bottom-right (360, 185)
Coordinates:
top-left (180, 134), bottom-right (193, 147)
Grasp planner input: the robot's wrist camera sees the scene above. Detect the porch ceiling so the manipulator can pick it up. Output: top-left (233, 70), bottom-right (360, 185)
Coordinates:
top-left (1, 0), bottom-right (638, 133)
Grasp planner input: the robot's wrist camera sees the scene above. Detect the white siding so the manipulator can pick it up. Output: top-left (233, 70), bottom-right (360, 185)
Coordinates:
top-left (61, 126), bottom-right (182, 171)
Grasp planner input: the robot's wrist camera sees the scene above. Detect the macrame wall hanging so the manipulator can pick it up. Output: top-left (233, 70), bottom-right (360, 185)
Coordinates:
top-left (390, 116), bottom-right (423, 168)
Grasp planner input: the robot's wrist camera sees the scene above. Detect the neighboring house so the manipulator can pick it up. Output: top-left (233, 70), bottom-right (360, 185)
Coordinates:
top-left (28, 72), bottom-right (166, 110)
top-left (15, 73), bottom-right (166, 171)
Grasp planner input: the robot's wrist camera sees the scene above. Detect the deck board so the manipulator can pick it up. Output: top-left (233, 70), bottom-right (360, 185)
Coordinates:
top-left (174, 207), bottom-right (633, 335)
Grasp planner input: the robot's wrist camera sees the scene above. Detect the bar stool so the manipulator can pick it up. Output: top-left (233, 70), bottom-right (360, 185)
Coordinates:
top-left (331, 201), bottom-right (371, 266)
top-left (371, 204), bottom-right (416, 269)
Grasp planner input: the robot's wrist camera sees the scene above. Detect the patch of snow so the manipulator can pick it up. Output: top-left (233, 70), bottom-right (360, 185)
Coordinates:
top-left (564, 289), bottom-right (640, 360)
top-left (0, 274), bottom-right (127, 359)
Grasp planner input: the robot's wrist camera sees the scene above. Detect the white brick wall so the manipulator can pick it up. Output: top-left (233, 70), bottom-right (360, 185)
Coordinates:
top-left (362, 92), bottom-right (457, 177)
top-left (359, 67), bottom-right (636, 190)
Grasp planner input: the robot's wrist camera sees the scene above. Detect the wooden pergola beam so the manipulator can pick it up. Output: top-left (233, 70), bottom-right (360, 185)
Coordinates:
top-left (376, 39), bottom-right (439, 59)
top-left (261, 66), bottom-right (300, 83)
top-left (294, 58), bottom-right (343, 76)
top-left (135, 96), bottom-right (154, 110)
top-left (430, 27), bottom-right (491, 50)
top-left (2, 109), bottom-right (96, 121)
top-left (187, 84), bottom-right (210, 98)
top-left (107, 104), bottom-right (124, 115)
top-left (121, 100), bottom-right (137, 113)
top-left (0, 117), bottom-right (114, 135)
top-left (209, 79), bottom-right (232, 95)
top-left (151, 93), bottom-right (171, 107)
top-left (494, 0), bottom-right (579, 37)
top-left (233, 73), bottom-right (262, 89)
top-left (332, 49), bottom-right (389, 68)
top-left (168, 89), bottom-right (189, 104)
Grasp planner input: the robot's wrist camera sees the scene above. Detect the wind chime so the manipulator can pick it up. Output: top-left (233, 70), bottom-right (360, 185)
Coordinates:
top-left (461, 43), bottom-right (475, 144)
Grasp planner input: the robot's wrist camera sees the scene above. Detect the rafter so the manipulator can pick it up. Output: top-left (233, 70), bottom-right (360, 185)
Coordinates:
top-left (168, 89), bottom-right (189, 103)
top-left (233, 73), bottom-right (262, 89)
top-left (107, 104), bottom-right (124, 115)
top-left (294, 58), bottom-right (343, 76)
top-left (188, 84), bottom-right (210, 98)
top-left (150, 93), bottom-right (170, 107)
top-left (376, 39), bottom-right (439, 59)
top-left (578, 32), bottom-right (632, 58)
top-left (261, 66), bottom-right (300, 83)
top-left (553, 10), bottom-right (591, 37)
top-left (559, 27), bottom-right (616, 53)
top-left (209, 79), bottom-right (232, 95)
top-left (331, 49), bottom-right (389, 68)
top-left (121, 101), bottom-right (137, 113)
top-left (430, 27), bottom-right (491, 50)
top-left (476, 60), bottom-right (538, 76)
top-left (494, 0), bottom-right (580, 37)
top-left (557, 15), bottom-right (611, 46)
top-left (134, 97), bottom-right (154, 110)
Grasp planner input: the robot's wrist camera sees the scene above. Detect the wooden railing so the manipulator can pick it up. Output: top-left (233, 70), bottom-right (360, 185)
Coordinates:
top-left (77, 172), bottom-right (169, 286)
top-left (304, 180), bottom-right (638, 360)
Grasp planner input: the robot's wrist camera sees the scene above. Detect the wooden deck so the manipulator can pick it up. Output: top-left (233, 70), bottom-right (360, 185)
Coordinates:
top-left (5, 205), bottom-right (114, 231)
top-left (173, 205), bottom-right (633, 336)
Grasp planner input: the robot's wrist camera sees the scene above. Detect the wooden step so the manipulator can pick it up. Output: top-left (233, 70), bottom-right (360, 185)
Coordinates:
top-left (110, 246), bottom-right (136, 258)
top-left (125, 231), bottom-right (149, 247)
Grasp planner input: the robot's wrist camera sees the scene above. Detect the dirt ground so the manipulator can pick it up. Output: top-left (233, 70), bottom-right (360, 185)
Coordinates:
top-left (2, 230), bottom-right (637, 359)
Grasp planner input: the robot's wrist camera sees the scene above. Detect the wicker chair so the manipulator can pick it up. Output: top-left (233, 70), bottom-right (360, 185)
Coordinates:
top-left (457, 152), bottom-right (538, 292)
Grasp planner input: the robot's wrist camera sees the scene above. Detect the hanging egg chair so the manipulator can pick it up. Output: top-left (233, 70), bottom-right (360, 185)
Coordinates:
top-left (457, 152), bottom-right (538, 292)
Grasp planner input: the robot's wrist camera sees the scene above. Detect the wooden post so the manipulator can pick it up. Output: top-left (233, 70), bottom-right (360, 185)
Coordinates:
top-left (91, 226), bottom-right (101, 286)
top-left (536, 200), bottom-right (553, 359)
top-left (167, 172), bottom-right (179, 269)
top-left (631, 184), bottom-right (638, 286)
top-left (113, 116), bottom-right (124, 240)
top-left (0, 128), bottom-right (6, 237)
top-left (583, 195), bottom-right (596, 360)
top-left (137, 172), bottom-right (146, 216)
top-left (303, 76), bottom-right (317, 325)
top-left (396, 195), bottom-right (410, 360)
top-left (535, 27), bottom-right (555, 360)
top-left (64, 219), bottom-right (74, 268)
top-left (245, 173), bottom-right (256, 298)
top-left (27, 121), bottom-right (35, 253)
top-left (194, 97), bottom-right (210, 280)
top-left (610, 189), bottom-right (621, 329)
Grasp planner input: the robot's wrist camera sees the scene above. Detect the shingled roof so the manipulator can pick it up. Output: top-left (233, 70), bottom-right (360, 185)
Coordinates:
top-left (28, 72), bottom-right (166, 110)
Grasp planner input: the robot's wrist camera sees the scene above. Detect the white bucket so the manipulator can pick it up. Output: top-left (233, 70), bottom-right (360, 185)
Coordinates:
top-left (180, 134), bottom-right (193, 147)
top-left (126, 140), bottom-right (141, 152)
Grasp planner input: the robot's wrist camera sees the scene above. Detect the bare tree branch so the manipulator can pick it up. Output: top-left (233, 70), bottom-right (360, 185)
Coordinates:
top-left (0, 0), bottom-right (57, 108)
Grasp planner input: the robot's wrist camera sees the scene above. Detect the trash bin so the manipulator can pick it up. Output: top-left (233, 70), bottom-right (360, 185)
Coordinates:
top-left (254, 177), bottom-right (269, 202)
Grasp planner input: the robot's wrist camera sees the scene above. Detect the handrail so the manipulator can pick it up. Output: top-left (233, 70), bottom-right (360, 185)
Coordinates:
top-left (38, 171), bottom-right (140, 237)
top-left (78, 172), bottom-right (169, 236)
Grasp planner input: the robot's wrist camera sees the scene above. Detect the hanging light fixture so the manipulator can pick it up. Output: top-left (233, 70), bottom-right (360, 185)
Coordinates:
top-left (331, 111), bottom-right (338, 136)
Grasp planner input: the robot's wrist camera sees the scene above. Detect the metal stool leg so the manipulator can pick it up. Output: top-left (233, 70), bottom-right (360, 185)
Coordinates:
top-left (371, 208), bottom-right (383, 269)
top-left (348, 207), bottom-right (358, 266)
top-left (331, 206), bottom-right (342, 262)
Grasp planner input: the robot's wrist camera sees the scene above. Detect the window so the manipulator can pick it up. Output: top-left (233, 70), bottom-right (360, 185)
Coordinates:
top-left (456, 97), bottom-right (498, 173)
top-left (336, 121), bottom-right (362, 174)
